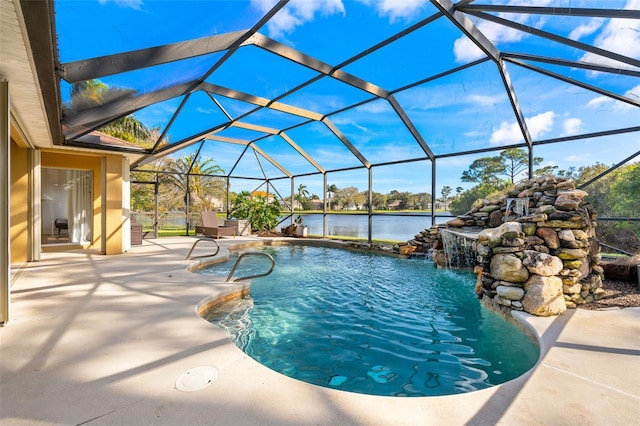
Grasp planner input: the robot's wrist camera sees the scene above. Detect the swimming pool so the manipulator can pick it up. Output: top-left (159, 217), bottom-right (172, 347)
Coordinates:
top-left (199, 244), bottom-right (539, 397)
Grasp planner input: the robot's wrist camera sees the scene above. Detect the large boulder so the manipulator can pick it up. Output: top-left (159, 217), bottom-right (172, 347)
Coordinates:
top-left (554, 189), bottom-right (588, 211)
top-left (523, 275), bottom-right (567, 316)
top-left (488, 209), bottom-right (504, 227)
top-left (478, 222), bottom-right (523, 246)
top-left (490, 253), bottom-right (529, 283)
top-left (496, 285), bottom-right (525, 300)
top-left (556, 180), bottom-right (576, 191)
top-left (446, 218), bottom-right (466, 227)
top-left (556, 248), bottom-right (589, 260)
top-left (536, 227), bottom-right (560, 249)
top-left (479, 204), bottom-right (501, 213)
top-left (522, 250), bottom-right (563, 276)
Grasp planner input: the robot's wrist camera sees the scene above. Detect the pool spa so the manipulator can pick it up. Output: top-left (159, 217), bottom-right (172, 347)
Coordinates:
top-left (198, 243), bottom-right (539, 397)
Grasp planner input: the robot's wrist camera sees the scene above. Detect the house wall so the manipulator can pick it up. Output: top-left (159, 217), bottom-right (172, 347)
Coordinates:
top-left (41, 150), bottom-right (125, 255)
top-left (104, 155), bottom-right (124, 254)
top-left (9, 140), bottom-right (28, 263)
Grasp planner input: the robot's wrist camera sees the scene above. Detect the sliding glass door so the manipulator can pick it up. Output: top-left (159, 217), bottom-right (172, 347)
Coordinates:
top-left (41, 168), bottom-right (92, 245)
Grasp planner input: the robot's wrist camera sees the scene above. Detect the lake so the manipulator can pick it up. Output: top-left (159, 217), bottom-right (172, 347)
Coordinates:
top-left (282, 213), bottom-right (452, 242)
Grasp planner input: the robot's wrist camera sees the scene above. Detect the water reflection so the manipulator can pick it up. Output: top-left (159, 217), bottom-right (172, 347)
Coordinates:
top-left (282, 213), bottom-right (441, 241)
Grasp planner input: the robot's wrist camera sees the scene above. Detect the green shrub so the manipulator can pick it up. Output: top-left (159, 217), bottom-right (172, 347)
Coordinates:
top-left (230, 191), bottom-right (281, 232)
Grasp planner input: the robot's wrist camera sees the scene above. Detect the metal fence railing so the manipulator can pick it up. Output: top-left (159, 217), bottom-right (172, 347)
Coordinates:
top-left (131, 211), bottom-right (218, 235)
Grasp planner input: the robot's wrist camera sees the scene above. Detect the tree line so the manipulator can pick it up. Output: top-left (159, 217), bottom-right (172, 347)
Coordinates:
top-left (290, 184), bottom-right (434, 211)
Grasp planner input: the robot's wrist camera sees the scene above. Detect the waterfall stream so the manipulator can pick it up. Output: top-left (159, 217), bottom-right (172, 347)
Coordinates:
top-left (440, 229), bottom-right (478, 268)
top-left (504, 197), bottom-right (530, 221)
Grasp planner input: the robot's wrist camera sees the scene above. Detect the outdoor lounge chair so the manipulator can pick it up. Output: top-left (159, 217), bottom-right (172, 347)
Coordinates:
top-left (197, 211), bottom-right (236, 239)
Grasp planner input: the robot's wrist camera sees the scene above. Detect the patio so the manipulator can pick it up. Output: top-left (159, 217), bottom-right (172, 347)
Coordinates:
top-left (2, 237), bottom-right (638, 425)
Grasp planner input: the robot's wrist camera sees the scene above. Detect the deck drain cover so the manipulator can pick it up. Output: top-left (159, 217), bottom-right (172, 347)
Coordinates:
top-left (175, 366), bottom-right (219, 392)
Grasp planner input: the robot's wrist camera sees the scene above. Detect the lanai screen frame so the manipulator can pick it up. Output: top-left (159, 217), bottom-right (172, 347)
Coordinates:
top-left (49, 1), bottom-right (640, 242)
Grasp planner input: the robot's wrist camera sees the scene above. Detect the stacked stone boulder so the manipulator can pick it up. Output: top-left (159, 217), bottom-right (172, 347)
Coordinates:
top-left (405, 176), bottom-right (604, 316)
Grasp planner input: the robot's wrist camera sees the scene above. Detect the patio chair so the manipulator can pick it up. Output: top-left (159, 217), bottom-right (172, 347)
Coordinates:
top-left (197, 211), bottom-right (236, 239)
top-left (54, 218), bottom-right (68, 235)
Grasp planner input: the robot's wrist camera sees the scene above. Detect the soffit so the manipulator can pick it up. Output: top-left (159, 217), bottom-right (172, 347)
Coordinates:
top-left (0, 0), bottom-right (52, 149)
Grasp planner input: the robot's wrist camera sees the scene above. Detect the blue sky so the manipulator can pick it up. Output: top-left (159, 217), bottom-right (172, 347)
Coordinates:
top-left (55, 0), bottom-right (640, 198)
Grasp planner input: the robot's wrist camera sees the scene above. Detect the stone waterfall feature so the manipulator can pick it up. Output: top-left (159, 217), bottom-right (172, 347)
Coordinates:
top-left (404, 176), bottom-right (604, 317)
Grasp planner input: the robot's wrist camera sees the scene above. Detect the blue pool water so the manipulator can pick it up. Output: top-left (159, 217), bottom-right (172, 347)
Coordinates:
top-left (200, 245), bottom-right (539, 397)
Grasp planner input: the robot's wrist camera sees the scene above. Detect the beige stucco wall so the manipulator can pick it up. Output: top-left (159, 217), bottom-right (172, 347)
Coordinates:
top-left (9, 140), bottom-right (28, 263)
top-left (104, 155), bottom-right (124, 255)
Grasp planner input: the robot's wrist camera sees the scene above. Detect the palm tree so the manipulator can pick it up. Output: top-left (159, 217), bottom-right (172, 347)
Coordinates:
top-left (68, 80), bottom-right (162, 148)
top-left (70, 79), bottom-right (107, 104)
top-left (296, 184), bottom-right (309, 210)
top-left (68, 79), bottom-right (135, 112)
top-left (162, 154), bottom-right (226, 212)
top-left (101, 115), bottom-right (153, 145)
top-left (297, 184), bottom-right (309, 199)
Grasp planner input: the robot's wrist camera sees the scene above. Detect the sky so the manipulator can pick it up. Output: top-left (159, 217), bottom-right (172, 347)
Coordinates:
top-left (54, 0), bottom-right (640, 198)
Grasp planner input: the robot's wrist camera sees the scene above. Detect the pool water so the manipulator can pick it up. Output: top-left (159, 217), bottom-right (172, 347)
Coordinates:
top-left (200, 245), bottom-right (539, 397)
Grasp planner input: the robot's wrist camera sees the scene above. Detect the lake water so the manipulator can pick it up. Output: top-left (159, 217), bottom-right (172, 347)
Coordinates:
top-left (282, 213), bottom-right (451, 242)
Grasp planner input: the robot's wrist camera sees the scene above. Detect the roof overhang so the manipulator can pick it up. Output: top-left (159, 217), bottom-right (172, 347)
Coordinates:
top-left (1, 0), bottom-right (143, 161)
top-left (1, 0), bottom-right (61, 148)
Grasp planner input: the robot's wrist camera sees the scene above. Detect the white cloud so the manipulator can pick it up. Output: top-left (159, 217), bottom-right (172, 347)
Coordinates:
top-left (453, 19), bottom-right (527, 62)
top-left (490, 121), bottom-right (521, 145)
top-left (585, 95), bottom-right (611, 109)
top-left (453, 1), bottom-right (554, 63)
top-left (453, 34), bottom-right (484, 63)
top-left (252, 0), bottom-right (345, 38)
top-left (356, 101), bottom-right (391, 114)
top-left (356, 0), bottom-right (427, 22)
top-left (377, 0), bottom-right (427, 22)
top-left (562, 118), bottom-right (583, 136)
top-left (331, 116), bottom-right (373, 134)
top-left (502, 0), bottom-right (553, 6)
top-left (585, 84), bottom-right (640, 111)
top-left (452, 0), bottom-right (573, 63)
top-left (527, 110), bottom-right (555, 139)
top-left (468, 94), bottom-right (504, 107)
top-left (626, 84), bottom-right (640, 101)
top-left (97, 0), bottom-right (143, 9)
top-left (354, 123), bottom-right (372, 133)
top-left (565, 153), bottom-right (591, 163)
top-left (568, 18), bottom-right (604, 41)
top-left (578, 0), bottom-right (640, 70)
top-left (490, 111), bottom-right (555, 144)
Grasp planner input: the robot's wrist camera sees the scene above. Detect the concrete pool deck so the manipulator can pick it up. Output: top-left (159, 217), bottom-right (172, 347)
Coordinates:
top-left (2, 236), bottom-right (639, 425)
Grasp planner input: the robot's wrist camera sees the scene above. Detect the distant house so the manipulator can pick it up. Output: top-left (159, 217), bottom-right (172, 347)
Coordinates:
top-left (204, 197), bottom-right (225, 211)
top-left (310, 199), bottom-right (324, 210)
top-left (387, 200), bottom-right (402, 210)
top-left (251, 190), bottom-right (276, 203)
top-left (279, 198), bottom-right (301, 210)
